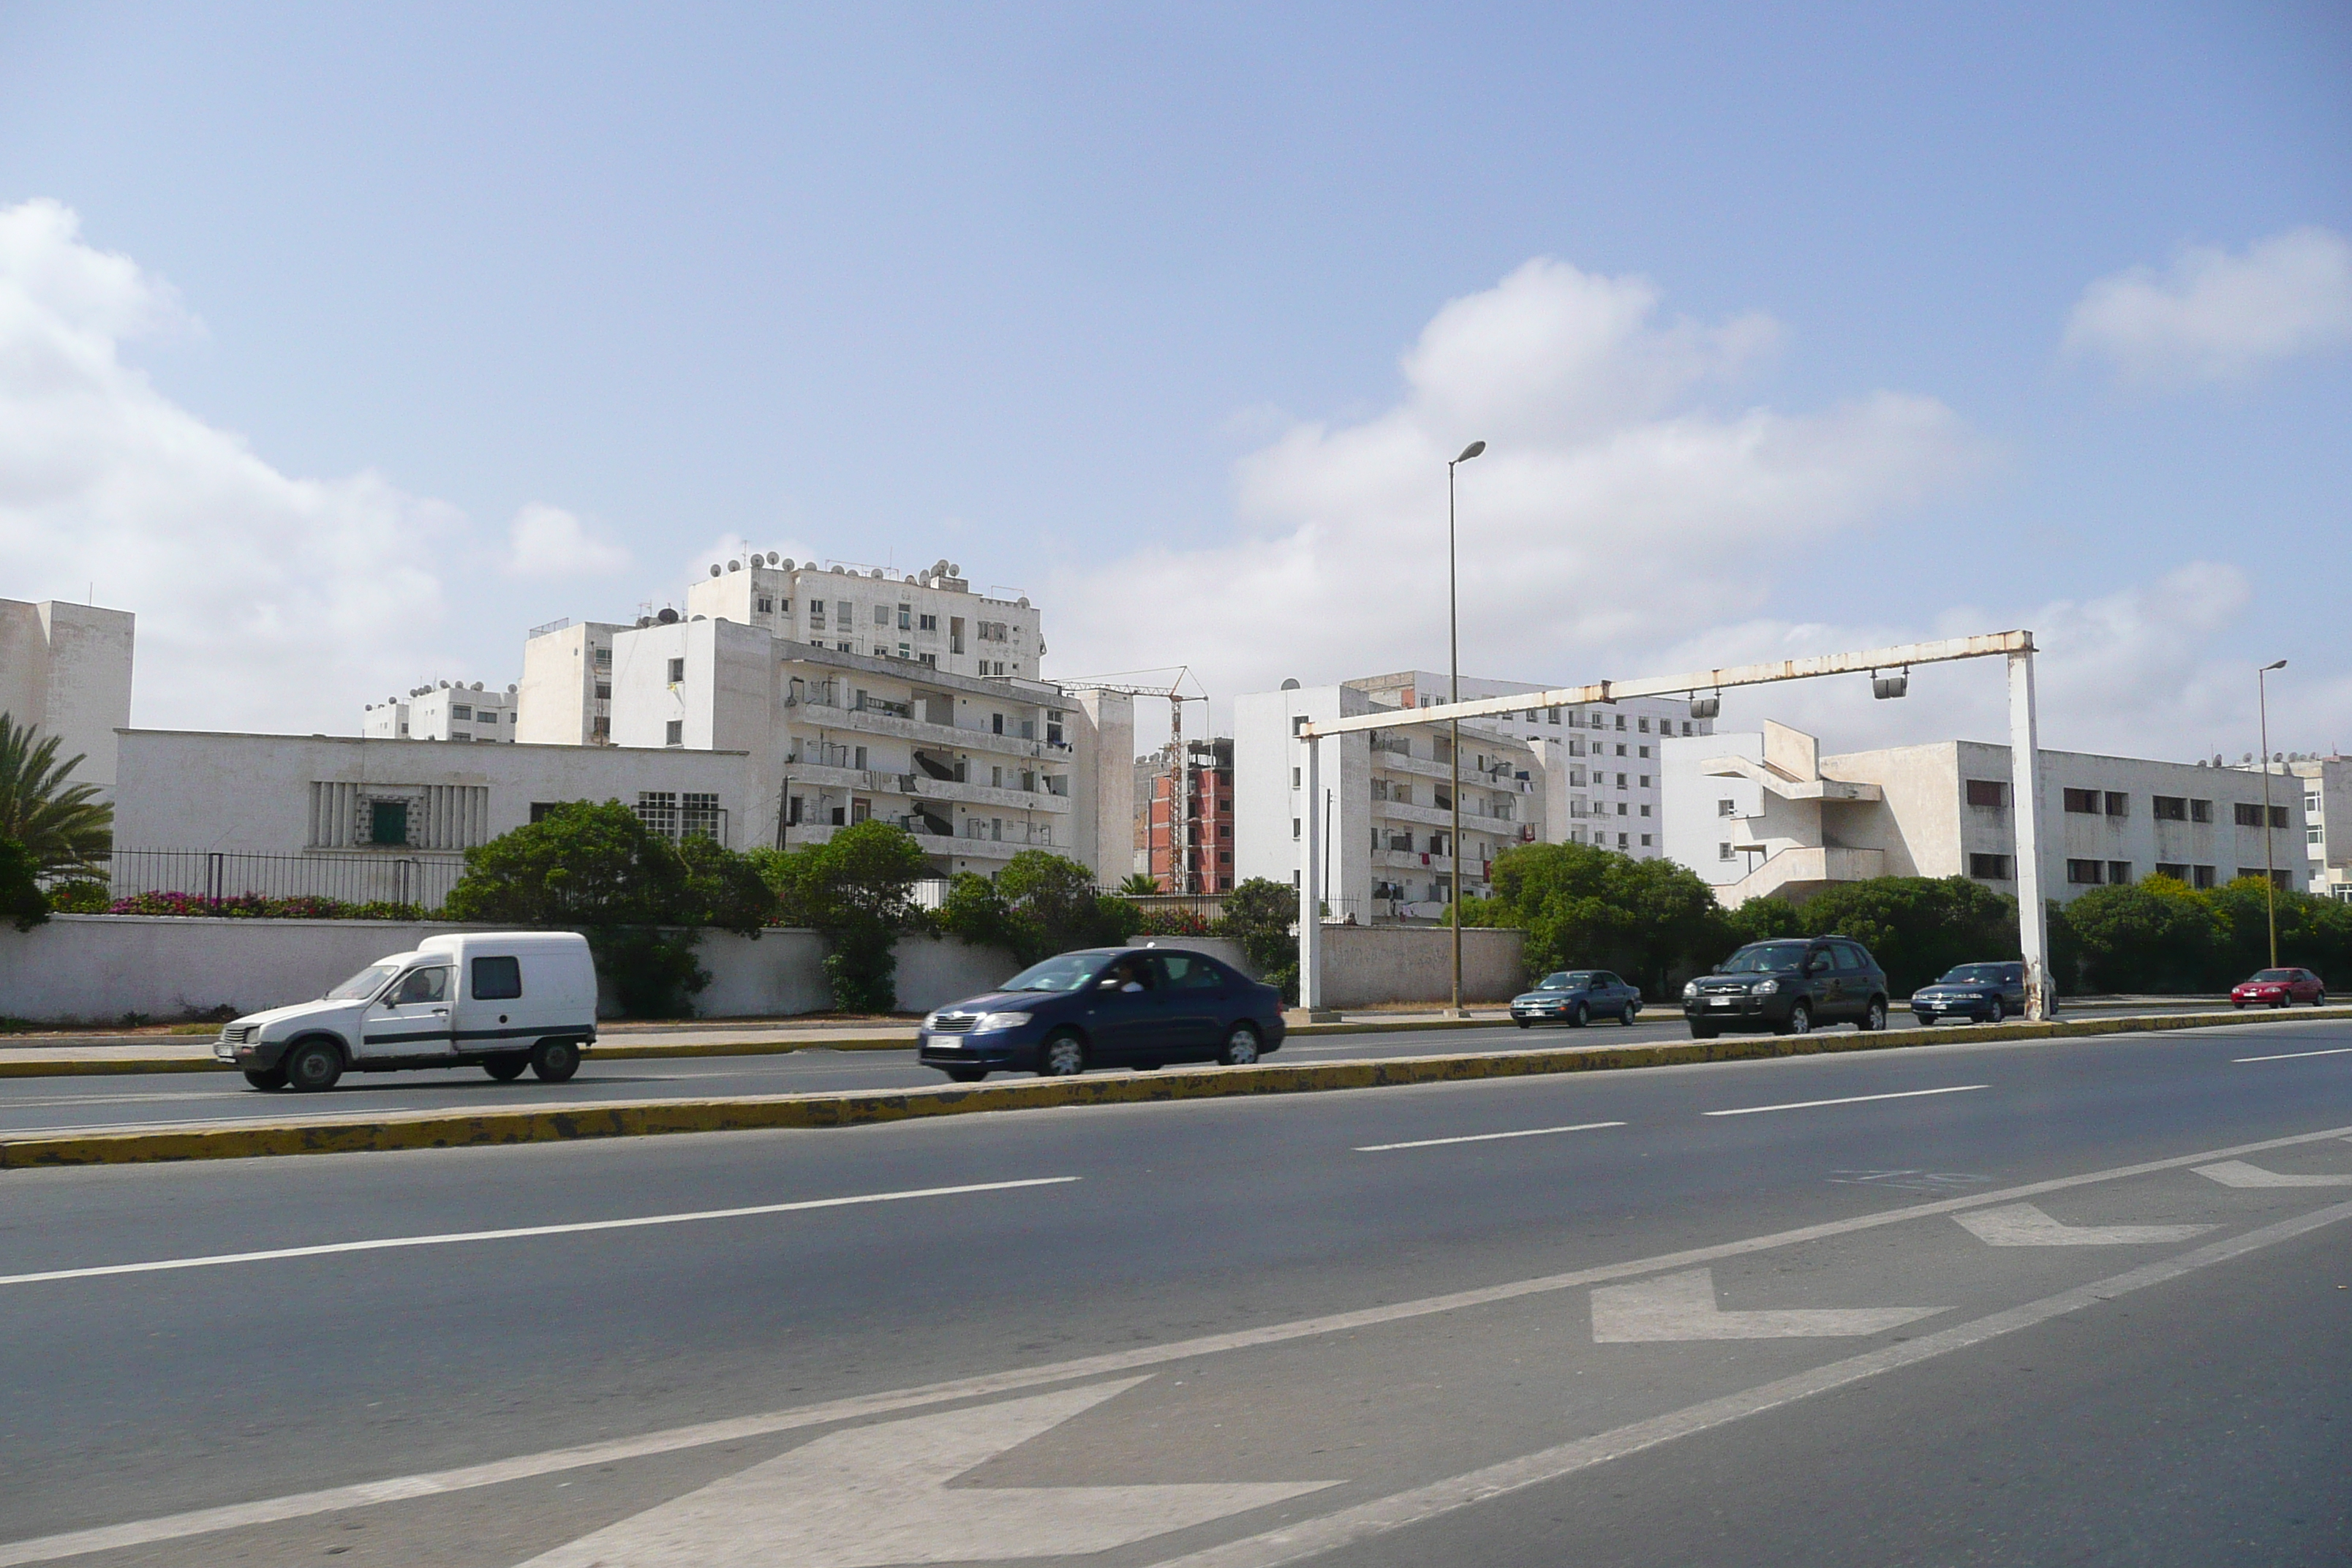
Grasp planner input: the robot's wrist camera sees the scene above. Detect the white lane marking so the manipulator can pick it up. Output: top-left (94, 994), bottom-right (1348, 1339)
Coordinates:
top-left (1149, 1196), bottom-right (2352, 1568)
top-left (1953, 1202), bottom-right (2212, 1246)
top-left (2194, 1158), bottom-right (2352, 1188)
top-left (2233, 1046), bottom-right (2352, 1063)
top-left (517, 1378), bottom-right (1336, 1567)
top-left (1590, 1267), bottom-right (1941, 1341)
top-left (1703, 1084), bottom-right (1989, 1117)
top-left (0, 1177), bottom-right (1080, 1289)
top-left (1355, 1121), bottom-right (1625, 1153)
top-left (10, 1120), bottom-right (2349, 1568)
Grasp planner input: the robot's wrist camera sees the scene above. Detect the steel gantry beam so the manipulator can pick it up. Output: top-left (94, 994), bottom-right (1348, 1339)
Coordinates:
top-left (1294, 630), bottom-right (2055, 1019)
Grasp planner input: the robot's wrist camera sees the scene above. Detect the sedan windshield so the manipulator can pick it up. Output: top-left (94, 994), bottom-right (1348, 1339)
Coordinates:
top-left (1719, 944), bottom-right (1807, 975)
top-left (325, 962), bottom-right (400, 1001)
top-left (998, 953), bottom-right (1112, 992)
top-left (1939, 965), bottom-right (2011, 985)
top-left (2251, 969), bottom-right (2296, 982)
top-left (1535, 972), bottom-right (1595, 990)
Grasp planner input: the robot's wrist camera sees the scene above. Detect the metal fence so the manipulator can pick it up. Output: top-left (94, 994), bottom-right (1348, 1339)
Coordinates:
top-left (91, 849), bottom-right (467, 912)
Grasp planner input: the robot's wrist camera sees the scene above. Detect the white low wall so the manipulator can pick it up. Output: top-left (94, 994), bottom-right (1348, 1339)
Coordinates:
top-left (1316, 925), bottom-right (1526, 1008)
top-left (0, 916), bottom-right (1261, 1024)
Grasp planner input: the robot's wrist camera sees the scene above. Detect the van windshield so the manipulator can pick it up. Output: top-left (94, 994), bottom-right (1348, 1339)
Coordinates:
top-left (325, 962), bottom-right (401, 1001)
top-left (1719, 944), bottom-right (1808, 975)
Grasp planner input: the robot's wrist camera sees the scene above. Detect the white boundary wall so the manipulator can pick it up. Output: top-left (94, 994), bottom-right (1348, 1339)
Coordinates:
top-left (0, 916), bottom-right (1256, 1024)
top-left (1315, 925), bottom-right (1526, 1008)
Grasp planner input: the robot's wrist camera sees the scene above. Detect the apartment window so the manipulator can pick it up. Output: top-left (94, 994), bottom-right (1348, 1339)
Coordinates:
top-left (837, 642), bottom-right (853, 653)
top-left (1292, 767), bottom-right (1300, 788)
top-left (919, 652), bottom-right (937, 668)
top-left (666, 657), bottom-right (685, 685)
top-left (2193, 864), bottom-right (2217, 889)
top-left (2106, 792), bottom-right (2128, 818)
top-left (665, 720), bottom-right (684, 747)
top-left (1638, 745), bottom-right (1651, 759)
top-left (681, 792), bottom-right (722, 841)
top-left (2066, 859), bottom-right (2104, 884)
top-left (2063, 788), bottom-right (2099, 814)
top-left (1639, 775), bottom-right (1651, 788)
top-left (1681, 721), bottom-right (1693, 736)
top-left (1640, 804), bottom-right (1651, 817)
top-left (589, 716), bottom-right (610, 740)
top-left (1616, 773), bottom-right (1628, 788)
top-left (1548, 707), bottom-right (1561, 723)
top-left (1965, 780), bottom-right (2007, 808)
top-left (853, 745), bottom-right (867, 770)
top-left (875, 604), bottom-right (891, 626)
top-left (2234, 802), bottom-right (2264, 827)
top-left (367, 799), bottom-right (409, 846)
top-left (2305, 790), bottom-right (2323, 814)
top-left (2151, 795), bottom-right (2188, 821)
top-left (2155, 862), bottom-right (2190, 881)
top-left (757, 596), bottom-right (773, 614)
top-left (2239, 867), bottom-right (2292, 889)
top-left (898, 642), bottom-right (911, 660)
top-left (1617, 832), bottom-right (1629, 848)
top-left (1969, 853), bottom-right (2012, 880)
top-left (2190, 799), bottom-right (2212, 823)
top-left (1047, 712), bottom-right (1064, 745)
top-left (595, 682), bottom-right (612, 700)
top-left (1616, 802), bottom-right (1628, 816)
top-left (1719, 842), bottom-right (1735, 862)
top-left (1292, 818), bottom-right (1300, 840)
top-left (636, 792), bottom-right (679, 838)
top-left (1615, 743), bottom-right (1627, 757)
top-left (1718, 799), bottom-right (1737, 816)
top-left (593, 647), bottom-right (611, 668)
top-left (1640, 834), bottom-right (1652, 847)
top-left (1637, 717), bottom-right (1650, 733)
top-left (992, 713), bottom-right (1005, 736)
top-left (897, 604), bottom-right (911, 630)
top-left (2310, 826), bottom-right (2326, 845)
top-left (990, 766), bottom-right (1003, 788)
top-left (2108, 860), bottom-right (2132, 885)
top-left (451, 704), bottom-right (472, 720)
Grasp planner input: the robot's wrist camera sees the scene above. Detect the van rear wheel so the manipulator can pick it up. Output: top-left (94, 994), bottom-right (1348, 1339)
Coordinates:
top-left (483, 1056), bottom-right (528, 1082)
top-left (529, 1039), bottom-right (580, 1082)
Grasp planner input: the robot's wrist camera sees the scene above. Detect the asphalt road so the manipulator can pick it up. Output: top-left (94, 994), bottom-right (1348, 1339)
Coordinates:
top-left (0, 1000), bottom-right (2277, 1139)
top-left (1, 1014), bottom-right (2347, 1565)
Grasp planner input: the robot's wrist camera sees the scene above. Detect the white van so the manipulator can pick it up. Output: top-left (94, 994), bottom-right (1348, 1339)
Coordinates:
top-left (215, 931), bottom-right (599, 1092)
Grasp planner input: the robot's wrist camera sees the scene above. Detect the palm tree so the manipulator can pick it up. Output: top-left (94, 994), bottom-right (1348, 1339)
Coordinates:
top-left (0, 715), bottom-right (113, 878)
top-left (1117, 872), bottom-right (1165, 897)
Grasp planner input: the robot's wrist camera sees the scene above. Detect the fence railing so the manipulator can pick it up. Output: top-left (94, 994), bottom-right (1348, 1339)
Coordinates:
top-left (86, 849), bottom-right (468, 913)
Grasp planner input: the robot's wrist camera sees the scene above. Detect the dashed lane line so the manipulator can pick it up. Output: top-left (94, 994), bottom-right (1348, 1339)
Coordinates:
top-left (2233, 1045), bottom-right (2352, 1063)
top-left (1702, 1084), bottom-right (1989, 1117)
top-left (1355, 1121), bottom-right (1627, 1153)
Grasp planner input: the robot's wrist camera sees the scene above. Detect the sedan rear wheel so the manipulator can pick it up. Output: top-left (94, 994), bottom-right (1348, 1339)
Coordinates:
top-left (1986, 998), bottom-right (2005, 1024)
top-left (1218, 1022), bottom-right (1262, 1067)
top-left (1618, 1002), bottom-right (1637, 1026)
top-left (1039, 1032), bottom-right (1087, 1077)
top-left (2317, 991), bottom-right (2329, 1007)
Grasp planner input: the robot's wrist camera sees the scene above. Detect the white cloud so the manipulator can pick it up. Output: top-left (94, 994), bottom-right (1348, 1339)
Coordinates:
top-left (505, 502), bottom-right (630, 577)
top-left (0, 199), bottom-right (477, 732)
top-left (2063, 227), bottom-right (2352, 388)
top-left (1045, 257), bottom-right (1982, 706)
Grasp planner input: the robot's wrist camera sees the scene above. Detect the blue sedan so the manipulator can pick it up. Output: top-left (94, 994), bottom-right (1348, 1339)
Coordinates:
top-left (1911, 962), bottom-right (2032, 1025)
top-left (917, 946), bottom-right (1287, 1081)
top-left (1511, 970), bottom-right (1643, 1028)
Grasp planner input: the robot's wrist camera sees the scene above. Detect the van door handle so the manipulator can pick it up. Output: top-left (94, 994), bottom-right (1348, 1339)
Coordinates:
top-left (431, 1007), bottom-right (448, 1015)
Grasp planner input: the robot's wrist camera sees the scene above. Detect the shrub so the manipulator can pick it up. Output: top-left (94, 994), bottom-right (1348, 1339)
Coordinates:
top-left (934, 851), bottom-right (1142, 969)
top-left (1215, 878), bottom-right (1298, 1003)
top-left (751, 822), bottom-right (933, 1013)
top-left (1462, 842), bottom-right (1732, 996)
top-left (1, 836), bottom-right (45, 932)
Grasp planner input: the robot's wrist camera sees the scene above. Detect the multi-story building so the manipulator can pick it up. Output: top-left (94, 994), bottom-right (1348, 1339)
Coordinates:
top-left (515, 619), bottom-right (625, 745)
top-left (0, 598), bottom-right (134, 795)
top-left (1235, 682), bottom-right (1550, 922)
top-left (2235, 755), bottom-right (2352, 902)
top-left (1138, 738), bottom-right (1236, 892)
top-left (361, 682), bottom-right (518, 743)
top-left (607, 613), bottom-right (1131, 880)
top-left (684, 554), bottom-right (1042, 679)
top-left (1342, 671), bottom-right (1701, 859)
top-left (1660, 720), bottom-right (2311, 908)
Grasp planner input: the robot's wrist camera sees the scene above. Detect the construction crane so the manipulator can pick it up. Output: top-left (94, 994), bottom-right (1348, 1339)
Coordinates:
top-left (1057, 667), bottom-right (1208, 893)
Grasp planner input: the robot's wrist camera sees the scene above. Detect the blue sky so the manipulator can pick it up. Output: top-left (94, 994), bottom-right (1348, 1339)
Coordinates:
top-left (1, 2), bottom-right (2347, 756)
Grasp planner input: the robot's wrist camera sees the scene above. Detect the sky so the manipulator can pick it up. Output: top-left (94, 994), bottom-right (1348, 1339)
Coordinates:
top-left (1, 1), bottom-right (2348, 761)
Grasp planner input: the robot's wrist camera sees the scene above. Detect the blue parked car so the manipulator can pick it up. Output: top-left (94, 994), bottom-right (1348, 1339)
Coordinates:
top-left (917, 946), bottom-right (1287, 1081)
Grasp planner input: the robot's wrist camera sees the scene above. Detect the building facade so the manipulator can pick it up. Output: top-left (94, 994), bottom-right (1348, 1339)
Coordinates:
top-left (514, 620), bottom-right (624, 745)
top-left (1138, 737), bottom-right (1235, 892)
top-left (683, 555), bottom-right (1042, 681)
top-left (361, 682), bottom-right (519, 743)
top-left (1235, 682), bottom-right (1550, 922)
top-left (1660, 720), bottom-right (2313, 907)
top-left (2234, 756), bottom-right (2352, 902)
top-left (0, 598), bottom-right (135, 794)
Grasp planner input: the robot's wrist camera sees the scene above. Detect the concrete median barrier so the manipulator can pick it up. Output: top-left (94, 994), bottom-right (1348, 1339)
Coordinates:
top-left (4, 1004), bottom-right (2347, 1169)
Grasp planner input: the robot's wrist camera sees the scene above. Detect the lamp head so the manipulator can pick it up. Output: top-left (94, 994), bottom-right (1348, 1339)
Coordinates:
top-left (2261, 659), bottom-right (2288, 672)
top-left (1454, 440), bottom-right (1486, 464)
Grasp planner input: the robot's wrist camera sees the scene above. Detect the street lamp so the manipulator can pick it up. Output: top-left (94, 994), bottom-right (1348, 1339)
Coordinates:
top-left (1447, 440), bottom-right (1485, 1019)
top-left (2258, 658), bottom-right (2288, 967)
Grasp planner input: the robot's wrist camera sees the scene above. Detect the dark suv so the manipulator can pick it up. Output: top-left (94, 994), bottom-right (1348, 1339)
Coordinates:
top-left (916, 946), bottom-right (1286, 1081)
top-left (1681, 937), bottom-right (1891, 1037)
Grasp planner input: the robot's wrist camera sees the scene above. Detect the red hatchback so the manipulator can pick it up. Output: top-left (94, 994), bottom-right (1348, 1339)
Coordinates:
top-left (2231, 968), bottom-right (2327, 1008)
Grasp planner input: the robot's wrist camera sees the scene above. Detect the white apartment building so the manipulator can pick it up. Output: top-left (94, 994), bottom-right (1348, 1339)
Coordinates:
top-left (1342, 672), bottom-right (1702, 861)
top-left (2236, 755), bottom-right (2352, 902)
top-left (1235, 681), bottom-right (1550, 923)
top-left (361, 682), bottom-right (518, 743)
top-left (1660, 720), bottom-right (2311, 908)
top-left (0, 598), bottom-right (135, 795)
top-left (685, 554), bottom-right (1042, 679)
top-left (514, 619), bottom-right (625, 745)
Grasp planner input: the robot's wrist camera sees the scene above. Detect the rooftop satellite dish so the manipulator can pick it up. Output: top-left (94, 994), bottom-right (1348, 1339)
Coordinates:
top-left (440, 679), bottom-right (451, 689)
top-left (657, 607), bottom-right (679, 625)
top-left (1281, 678), bottom-right (1301, 691)
top-left (691, 614), bottom-right (706, 622)
top-left (709, 564), bottom-right (722, 577)
top-left (949, 562), bottom-right (962, 577)
top-left (636, 615), bottom-right (652, 628)
top-left (829, 564), bottom-right (845, 574)
top-left (728, 559), bottom-right (742, 572)
top-left (471, 681), bottom-right (483, 690)
top-left (1017, 596), bottom-right (1030, 608)
top-left (870, 568), bottom-right (884, 578)
top-left (506, 684), bottom-right (517, 693)
top-left (781, 557), bottom-right (795, 570)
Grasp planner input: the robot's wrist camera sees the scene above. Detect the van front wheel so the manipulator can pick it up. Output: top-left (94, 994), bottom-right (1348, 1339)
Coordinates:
top-left (284, 1039), bottom-right (344, 1092)
top-left (242, 1065), bottom-right (289, 1090)
top-left (530, 1039), bottom-right (581, 1082)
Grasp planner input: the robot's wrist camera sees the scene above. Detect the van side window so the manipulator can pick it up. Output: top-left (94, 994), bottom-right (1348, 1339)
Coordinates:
top-left (472, 956), bottom-right (524, 1000)
top-left (393, 968), bottom-right (448, 1005)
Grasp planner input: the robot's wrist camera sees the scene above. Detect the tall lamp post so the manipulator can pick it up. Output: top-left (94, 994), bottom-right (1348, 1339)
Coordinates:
top-left (1447, 440), bottom-right (1486, 1019)
top-left (2258, 658), bottom-right (2288, 967)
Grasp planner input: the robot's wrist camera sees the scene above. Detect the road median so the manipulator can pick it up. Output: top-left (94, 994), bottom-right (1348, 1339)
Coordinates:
top-left (4, 1003), bottom-right (2346, 1169)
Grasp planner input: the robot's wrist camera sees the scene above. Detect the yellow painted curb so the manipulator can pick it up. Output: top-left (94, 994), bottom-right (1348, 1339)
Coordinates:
top-left (4, 1004), bottom-right (2347, 1170)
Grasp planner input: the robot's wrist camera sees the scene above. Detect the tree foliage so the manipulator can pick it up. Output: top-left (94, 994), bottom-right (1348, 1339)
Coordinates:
top-left (0, 715), bottom-right (113, 878)
top-left (933, 850), bottom-right (1142, 969)
top-left (2064, 875), bottom-right (2352, 994)
top-left (1218, 877), bottom-right (1299, 1003)
top-left (1117, 872), bottom-right (1164, 897)
top-left (751, 821), bottom-right (935, 1013)
top-left (1728, 875), bottom-right (2021, 998)
top-left (445, 801), bottom-right (774, 1017)
top-left (0, 836), bottom-right (48, 932)
top-left (1460, 842), bottom-right (1732, 995)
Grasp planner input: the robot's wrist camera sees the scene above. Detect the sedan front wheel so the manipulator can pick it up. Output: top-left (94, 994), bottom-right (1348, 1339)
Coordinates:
top-left (1218, 1022), bottom-right (1262, 1066)
top-left (1039, 1033), bottom-right (1087, 1077)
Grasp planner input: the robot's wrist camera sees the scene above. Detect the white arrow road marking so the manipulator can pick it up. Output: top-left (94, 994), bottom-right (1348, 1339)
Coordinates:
top-left (1953, 1202), bottom-right (2212, 1246)
top-left (516, 1378), bottom-right (1338, 1567)
top-left (1590, 1268), bottom-right (1942, 1341)
top-left (2195, 1159), bottom-right (2352, 1188)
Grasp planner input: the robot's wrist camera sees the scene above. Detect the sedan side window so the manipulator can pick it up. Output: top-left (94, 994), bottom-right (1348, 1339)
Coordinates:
top-left (393, 967), bottom-right (448, 1006)
top-left (1161, 955), bottom-right (1224, 990)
